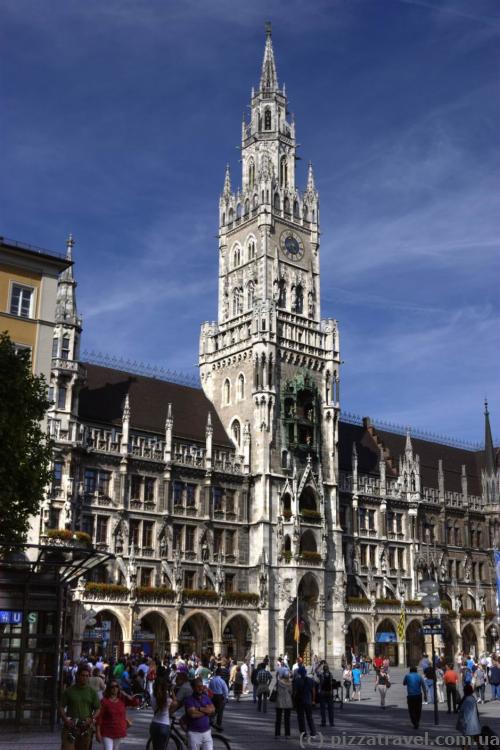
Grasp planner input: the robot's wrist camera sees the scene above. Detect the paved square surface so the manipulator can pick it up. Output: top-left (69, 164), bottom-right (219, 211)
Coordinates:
top-left (3, 669), bottom-right (500, 749)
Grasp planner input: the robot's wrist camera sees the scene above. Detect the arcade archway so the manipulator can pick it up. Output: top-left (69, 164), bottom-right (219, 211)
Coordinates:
top-left (345, 619), bottom-right (368, 660)
top-left (375, 618), bottom-right (398, 666)
top-left (406, 620), bottom-right (424, 667)
top-left (462, 624), bottom-right (478, 658)
top-left (83, 609), bottom-right (123, 658)
top-left (284, 574), bottom-right (319, 665)
top-left (222, 615), bottom-right (251, 661)
top-left (135, 612), bottom-right (170, 657)
top-left (179, 614), bottom-right (214, 658)
top-left (441, 620), bottom-right (456, 665)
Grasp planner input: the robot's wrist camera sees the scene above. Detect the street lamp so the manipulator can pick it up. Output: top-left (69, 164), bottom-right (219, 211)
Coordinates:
top-left (420, 578), bottom-right (440, 726)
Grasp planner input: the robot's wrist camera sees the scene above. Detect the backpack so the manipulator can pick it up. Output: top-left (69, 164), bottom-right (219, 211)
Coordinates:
top-left (321, 673), bottom-right (333, 694)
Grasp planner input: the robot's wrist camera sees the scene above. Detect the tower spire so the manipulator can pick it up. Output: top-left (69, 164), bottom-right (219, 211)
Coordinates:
top-left (55, 233), bottom-right (78, 324)
top-left (223, 164), bottom-right (231, 196)
top-left (260, 21), bottom-right (278, 93)
top-left (307, 161), bottom-right (316, 192)
top-left (484, 399), bottom-right (495, 475)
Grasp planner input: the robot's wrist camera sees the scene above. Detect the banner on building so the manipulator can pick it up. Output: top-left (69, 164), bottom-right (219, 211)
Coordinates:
top-left (494, 550), bottom-right (500, 606)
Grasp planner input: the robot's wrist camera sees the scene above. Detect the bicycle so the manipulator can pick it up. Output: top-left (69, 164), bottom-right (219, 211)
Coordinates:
top-left (146, 716), bottom-right (231, 750)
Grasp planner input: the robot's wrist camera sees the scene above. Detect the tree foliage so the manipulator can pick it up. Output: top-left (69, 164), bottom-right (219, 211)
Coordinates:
top-left (0, 332), bottom-right (52, 553)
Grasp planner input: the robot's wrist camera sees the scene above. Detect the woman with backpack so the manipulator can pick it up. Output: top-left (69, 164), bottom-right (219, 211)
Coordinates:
top-left (342, 666), bottom-right (352, 702)
top-left (374, 668), bottom-right (390, 709)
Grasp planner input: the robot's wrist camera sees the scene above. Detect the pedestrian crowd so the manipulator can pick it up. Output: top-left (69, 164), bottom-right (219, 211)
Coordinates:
top-left (58, 647), bottom-right (500, 749)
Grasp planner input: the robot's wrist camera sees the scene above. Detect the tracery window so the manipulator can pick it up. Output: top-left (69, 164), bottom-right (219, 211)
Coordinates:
top-left (264, 107), bottom-right (272, 130)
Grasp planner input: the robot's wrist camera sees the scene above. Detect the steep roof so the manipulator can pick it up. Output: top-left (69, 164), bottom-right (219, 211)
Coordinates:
top-left (338, 420), bottom-right (485, 496)
top-left (79, 363), bottom-right (233, 447)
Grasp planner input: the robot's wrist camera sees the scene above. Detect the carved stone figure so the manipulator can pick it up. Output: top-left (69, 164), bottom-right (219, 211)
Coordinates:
top-left (464, 555), bottom-right (472, 583)
top-left (259, 563), bottom-right (268, 607)
top-left (215, 562), bottom-right (225, 597)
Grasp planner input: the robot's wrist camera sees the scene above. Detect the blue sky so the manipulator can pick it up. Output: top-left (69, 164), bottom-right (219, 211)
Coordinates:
top-left (1, 0), bottom-right (499, 444)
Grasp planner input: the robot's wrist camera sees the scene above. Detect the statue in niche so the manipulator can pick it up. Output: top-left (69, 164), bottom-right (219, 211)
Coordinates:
top-left (173, 550), bottom-right (183, 604)
top-left (62, 496), bottom-right (72, 528)
top-left (479, 594), bottom-right (486, 615)
top-left (464, 555), bottom-right (472, 583)
top-left (127, 543), bottom-right (137, 598)
top-left (215, 562), bottom-right (225, 597)
top-left (259, 564), bottom-right (268, 607)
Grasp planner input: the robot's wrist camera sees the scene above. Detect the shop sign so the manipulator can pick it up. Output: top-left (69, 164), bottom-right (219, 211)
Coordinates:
top-left (133, 630), bottom-right (155, 640)
top-left (0, 611), bottom-right (22, 625)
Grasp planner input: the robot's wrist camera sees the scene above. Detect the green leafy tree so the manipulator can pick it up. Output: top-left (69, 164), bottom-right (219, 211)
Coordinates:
top-left (0, 332), bottom-right (53, 552)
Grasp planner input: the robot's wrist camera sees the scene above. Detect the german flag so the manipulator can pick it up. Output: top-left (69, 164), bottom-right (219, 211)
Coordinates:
top-left (294, 618), bottom-right (305, 642)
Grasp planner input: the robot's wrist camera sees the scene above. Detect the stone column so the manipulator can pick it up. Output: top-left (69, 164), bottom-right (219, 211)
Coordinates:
top-left (397, 640), bottom-right (405, 667)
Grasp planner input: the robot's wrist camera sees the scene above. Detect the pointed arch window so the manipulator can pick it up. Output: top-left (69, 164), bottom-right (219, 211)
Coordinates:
top-left (303, 204), bottom-right (309, 222)
top-left (232, 419), bottom-right (241, 447)
top-left (278, 279), bottom-right (287, 308)
top-left (264, 107), bottom-right (272, 130)
top-left (238, 373), bottom-right (245, 400)
top-left (236, 203), bottom-right (242, 219)
top-left (244, 199), bottom-right (249, 216)
top-left (293, 284), bottom-right (304, 314)
top-left (51, 337), bottom-right (59, 359)
top-left (246, 281), bottom-right (255, 310)
top-left (248, 240), bottom-right (256, 260)
top-left (223, 379), bottom-right (231, 406)
top-left (232, 287), bottom-right (243, 316)
top-left (280, 157), bottom-right (288, 188)
top-left (233, 246), bottom-right (241, 267)
top-left (293, 201), bottom-right (300, 218)
top-left (274, 193), bottom-right (280, 210)
top-left (284, 196), bottom-right (290, 214)
top-left (248, 159), bottom-right (255, 190)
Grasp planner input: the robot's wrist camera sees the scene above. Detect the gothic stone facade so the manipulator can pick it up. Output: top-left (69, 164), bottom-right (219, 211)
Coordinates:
top-left (43, 29), bottom-right (500, 667)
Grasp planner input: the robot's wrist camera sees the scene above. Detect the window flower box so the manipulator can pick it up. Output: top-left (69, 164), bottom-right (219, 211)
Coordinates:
top-left (223, 592), bottom-right (259, 605)
top-left (137, 586), bottom-right (174, 601)
top-left (183, 588), bottom-right (218, 601)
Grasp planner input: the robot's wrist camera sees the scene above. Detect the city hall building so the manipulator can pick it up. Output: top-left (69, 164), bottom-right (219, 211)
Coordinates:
top-left (41, 28), bottom-right (499, 668)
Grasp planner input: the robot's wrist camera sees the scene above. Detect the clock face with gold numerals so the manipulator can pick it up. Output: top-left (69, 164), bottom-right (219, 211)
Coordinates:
top-left (280, 230), bottom-right (305, 261)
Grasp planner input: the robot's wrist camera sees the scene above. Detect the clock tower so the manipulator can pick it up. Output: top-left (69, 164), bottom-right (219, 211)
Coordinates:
top-left (199, 24), bottom-right (345, 665)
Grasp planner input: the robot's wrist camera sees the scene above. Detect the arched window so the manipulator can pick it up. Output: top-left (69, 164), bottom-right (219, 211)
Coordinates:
top-left (244, 199), bottom-right (249, 216)
top-left (284, 196), bottom-right (290, 214)
top-left (303, 204), bottom-right (309, 221)
top-left (223, 379), bottom-right (231, 405)
top-left (274, 192), bottom-right (280, 210)
top-left (238, 374), bottom-right (245, 400)
top-left (293, 201), bottom-right (300, 218)
top-left (246, 281), bottom-right (255, 309)
top-left (248, 240), bottom-right (256, 260)
top-left (232, 288), bottom-right (242, 316)
top-left (222, 212), bottom-right (226, 225)
top-left (236, 203), bottom-right (242, 219)
top-left (264, 107), bottom-right (272, 130)
top-left (248, 159), bottom-right (255, 189)
top-left (280, 157), bottom-right (288, 187)
top-left (278, 279), bottom-right (287, 308)
top-left (282, 493), bottom-right (292, 516)
top-left (299, 486), bottom-right (317, 513)
top-left (61, 335), bottom-right (70, 360)
top-left (300, 530), bottom-right (317, 553)
top-left (232, 419), bottom-right (241, 447)
top-left (233, 245), bottom-right (241, 267)
top-left (293, 284), bottom-right (304, 314)
top-left (228, 208), bottom-right (234, 223)
top-left (253, 194), bottom-right (259, 208)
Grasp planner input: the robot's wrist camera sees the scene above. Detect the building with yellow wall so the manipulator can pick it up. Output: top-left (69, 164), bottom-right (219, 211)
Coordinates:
top-left (0, 235), bottom-right (71, 381)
